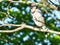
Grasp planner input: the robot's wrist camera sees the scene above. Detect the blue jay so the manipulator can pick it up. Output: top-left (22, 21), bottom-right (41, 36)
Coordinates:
top-left (31, 3), bottom-right (46, 29)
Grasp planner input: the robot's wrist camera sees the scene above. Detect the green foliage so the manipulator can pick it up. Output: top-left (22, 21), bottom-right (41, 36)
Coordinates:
top-left (0, 0), bottom-right (60, 45)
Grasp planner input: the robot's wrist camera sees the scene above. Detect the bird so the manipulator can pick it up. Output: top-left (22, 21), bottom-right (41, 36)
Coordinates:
top-left (31, 3), bottom-right (46, 29)
top-left (31, 3), bottom-right (49, 39)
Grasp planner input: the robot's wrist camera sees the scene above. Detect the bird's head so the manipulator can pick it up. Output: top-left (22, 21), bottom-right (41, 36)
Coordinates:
top-left (31, 3), bottom-right (38, 9)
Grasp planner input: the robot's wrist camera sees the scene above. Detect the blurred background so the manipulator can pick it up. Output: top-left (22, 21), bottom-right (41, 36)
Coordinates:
top-left (0, 0), bottom-right (60, 45)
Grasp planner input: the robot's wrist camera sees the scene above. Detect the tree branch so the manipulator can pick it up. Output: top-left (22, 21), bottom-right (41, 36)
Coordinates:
top-left (0, 23), bottom-right (60, 35)
top-left (48, 0), bottom-right (59, 6)
top-left (0, 0), bottom-right (59, 34)
top-left (0, 26), bottom-right (24, 33)
top-left (0, 11), bottom-right (8, 16)
top-left (0, 0), bottom-right (57, 9)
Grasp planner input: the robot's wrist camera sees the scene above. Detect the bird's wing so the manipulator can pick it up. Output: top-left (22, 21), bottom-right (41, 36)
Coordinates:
top-left (34, 9), bottom-right (45, 23)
